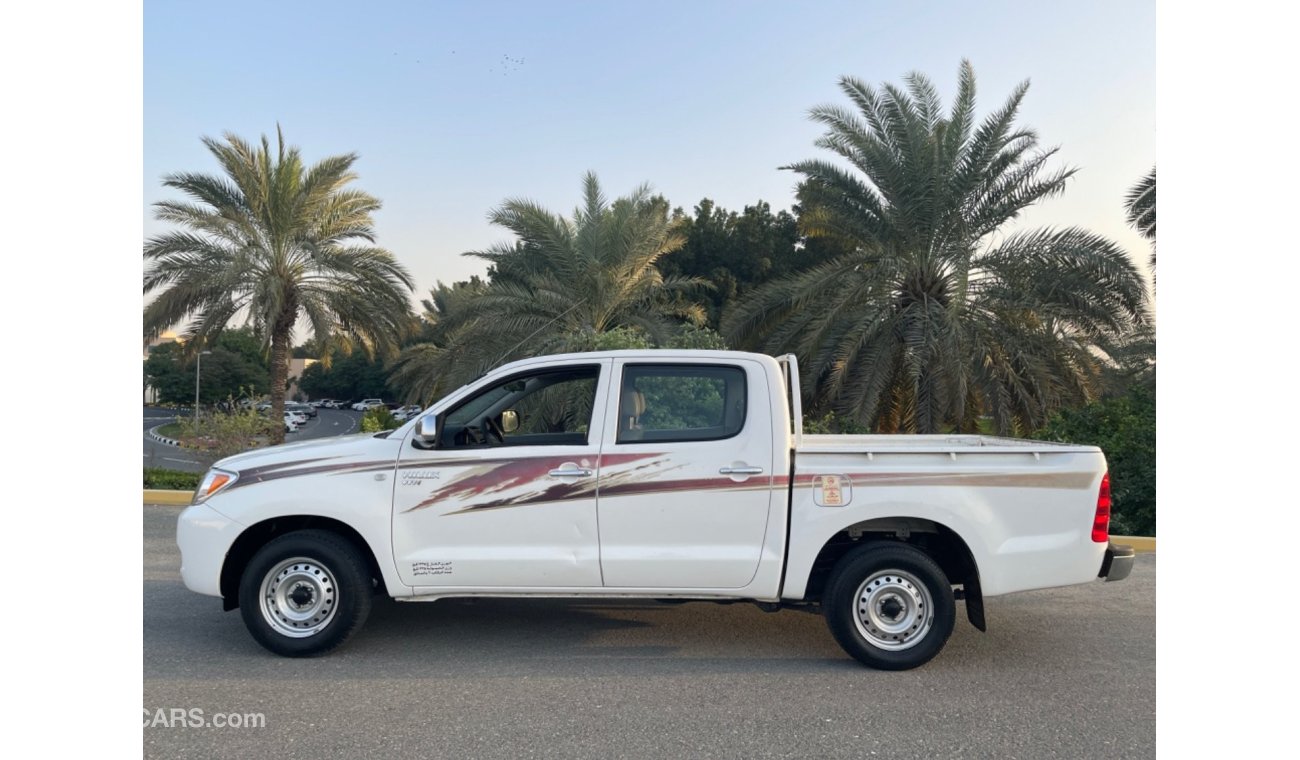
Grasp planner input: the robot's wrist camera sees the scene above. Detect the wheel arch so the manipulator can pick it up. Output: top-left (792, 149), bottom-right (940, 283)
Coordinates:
top-left (804, 516), bottom-right (986, 632)
top-left (219, 515), bottom-right (388, 611)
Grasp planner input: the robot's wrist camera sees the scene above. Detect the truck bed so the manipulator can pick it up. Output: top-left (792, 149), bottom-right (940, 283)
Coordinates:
top-left (787, 433), bottom-right (1108, 599)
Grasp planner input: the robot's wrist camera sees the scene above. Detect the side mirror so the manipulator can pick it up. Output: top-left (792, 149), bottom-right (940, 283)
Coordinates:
top-left (501, 409), bottom-right (519, 433)
top-left (415, 414), bottom-right (439, 445)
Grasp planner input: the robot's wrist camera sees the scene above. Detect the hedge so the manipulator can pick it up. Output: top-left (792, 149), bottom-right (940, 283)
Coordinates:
top-left (143, 468), bottom-right (201, 490)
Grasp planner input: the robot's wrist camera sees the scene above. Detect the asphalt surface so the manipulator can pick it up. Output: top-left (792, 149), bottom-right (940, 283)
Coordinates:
top-left (143, 407), bottom-right (363, 473)
top-left (143, 407), bottom-right (203, 472)
top-left (144, 505), bottom-right (1156, 759)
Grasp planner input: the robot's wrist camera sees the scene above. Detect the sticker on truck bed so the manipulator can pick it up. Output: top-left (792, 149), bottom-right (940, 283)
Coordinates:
top-left (814, 474), bottom-right (852, 507)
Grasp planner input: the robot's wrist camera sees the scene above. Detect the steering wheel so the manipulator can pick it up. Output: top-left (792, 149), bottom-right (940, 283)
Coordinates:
top-left (482, 415), bottom-right (506, 445)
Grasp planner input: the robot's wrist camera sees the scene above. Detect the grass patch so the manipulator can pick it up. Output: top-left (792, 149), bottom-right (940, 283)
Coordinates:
top-left (155, 422), bottom-right (185, 439)
top-left (144, 468), bottom-right (201, 490)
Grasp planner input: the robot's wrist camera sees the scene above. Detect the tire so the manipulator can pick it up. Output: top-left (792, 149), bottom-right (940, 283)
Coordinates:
top-left (238, 529), bottom-right (373, 657)
top-left (823, 541), bottom-right (956, 670)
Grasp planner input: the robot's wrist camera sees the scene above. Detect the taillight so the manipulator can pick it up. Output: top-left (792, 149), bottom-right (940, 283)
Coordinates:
top-left (1092, 472), bottom-right (1111, 542)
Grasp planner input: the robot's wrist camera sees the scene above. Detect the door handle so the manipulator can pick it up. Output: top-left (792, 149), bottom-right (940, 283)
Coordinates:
top-left (719, 466), bottom-right (764, 475)
top-left (549, 467), bottom-right (593, 478)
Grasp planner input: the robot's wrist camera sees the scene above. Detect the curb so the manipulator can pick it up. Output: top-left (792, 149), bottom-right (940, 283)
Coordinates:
top-left (147, 424), bottom-right (212, 450)
top-left (144, 490), bottom-right (194, 505)
top-left (147, 424), bottom-right (182, 447)
top-left (1112, 535), bottom-right (1156, 553)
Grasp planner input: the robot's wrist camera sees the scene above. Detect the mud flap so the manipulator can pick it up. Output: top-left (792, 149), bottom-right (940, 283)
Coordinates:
top-left (964, 574), bottom-right (986, 632)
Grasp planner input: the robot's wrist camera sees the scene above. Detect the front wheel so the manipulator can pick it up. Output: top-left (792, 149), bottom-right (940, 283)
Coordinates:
top-left (238, 530), bottom-right (373, 657)
top-left (823, 541), bottom-right (956, 670)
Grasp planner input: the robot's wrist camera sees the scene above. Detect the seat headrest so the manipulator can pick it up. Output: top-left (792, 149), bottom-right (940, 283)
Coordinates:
top-left (620, 388), bottom-right (646, 418)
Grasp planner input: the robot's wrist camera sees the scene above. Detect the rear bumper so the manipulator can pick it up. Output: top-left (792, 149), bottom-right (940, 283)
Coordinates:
top-left (1098, 542), bottom-right (1135, 582)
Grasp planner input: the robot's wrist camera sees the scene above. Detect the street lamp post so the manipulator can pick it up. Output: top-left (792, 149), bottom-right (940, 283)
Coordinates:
top-left (195, 350), bottom-right (212, 428)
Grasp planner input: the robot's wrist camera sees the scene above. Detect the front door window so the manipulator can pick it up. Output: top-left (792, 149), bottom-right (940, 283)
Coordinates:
top-left (440, 366), bottom-right (599, 448)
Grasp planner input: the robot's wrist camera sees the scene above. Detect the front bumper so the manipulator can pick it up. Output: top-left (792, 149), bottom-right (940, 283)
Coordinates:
top-left (177, 502), bottom-right (245, 597)
top-left (1098, 541), bottom-right (1135, 582)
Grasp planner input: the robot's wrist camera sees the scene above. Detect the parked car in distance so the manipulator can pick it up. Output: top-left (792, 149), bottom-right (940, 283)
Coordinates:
top-left (351, 398), bottom-right (384, 411)
top-left (281, 412), bottom-right (299, 433)
top-left (392, 404), bottom-right (423, 422)
top-left (285, 402), bottom-right (317, 419)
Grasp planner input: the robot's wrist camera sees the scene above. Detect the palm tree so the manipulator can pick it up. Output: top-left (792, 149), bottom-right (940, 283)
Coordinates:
top-left (1106, 166), bottom-right (1157, 391)
top-left (143, 128), bottom-right (414, 442)
top-left (724, 61), bottom-right (1149, 435)
top-left (387, 278), bottom-right (488, 403)
top-left (390, 172), bottom-right (707, 401)
top-left (1125, 166), bottom-right (1156, 273)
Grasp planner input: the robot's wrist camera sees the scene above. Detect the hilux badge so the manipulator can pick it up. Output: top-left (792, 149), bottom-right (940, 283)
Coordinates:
top-left (402, 470), bottom-right (441, 486)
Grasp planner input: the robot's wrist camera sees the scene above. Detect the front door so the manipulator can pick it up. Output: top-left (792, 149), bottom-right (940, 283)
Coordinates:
top-left (595, 358), bottom-right (776, 589)
top-left (392, 360), bottom-right (612, 589)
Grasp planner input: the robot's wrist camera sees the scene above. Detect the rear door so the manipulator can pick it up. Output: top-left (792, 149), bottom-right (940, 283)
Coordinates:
top-left (594, 358), bottom-right (776, 588)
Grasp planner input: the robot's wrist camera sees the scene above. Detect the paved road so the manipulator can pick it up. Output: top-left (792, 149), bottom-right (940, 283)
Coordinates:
top-left (143, 505), bottom-right (1156, 758)
top-left (143, 407), bottom-right (203, 471)
top-left (143, 407), bottom-right (364, 473)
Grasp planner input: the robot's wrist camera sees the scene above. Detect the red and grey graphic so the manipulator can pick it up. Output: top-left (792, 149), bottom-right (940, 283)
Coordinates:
top-left (223, 452), bottom-right (1095, 511)
top-left (224, 456), bottom-right (394, 492)
top-left (404, 452), bottom-right (665, 514)
top-left (406, 458), bottom-right (1097, 515)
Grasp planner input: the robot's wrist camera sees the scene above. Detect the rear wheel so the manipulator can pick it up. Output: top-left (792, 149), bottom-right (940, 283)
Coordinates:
top-left (823, 541), bottom-right (955, 670)
top-left (238, 530), bottom-right (372, 657)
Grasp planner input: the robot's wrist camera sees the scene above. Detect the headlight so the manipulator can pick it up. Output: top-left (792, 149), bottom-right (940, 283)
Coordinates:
top-left (193, 468), bottom-right (239, 504)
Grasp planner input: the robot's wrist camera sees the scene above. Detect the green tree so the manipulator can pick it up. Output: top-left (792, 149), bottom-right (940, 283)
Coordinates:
top-left (292, 338), bottom-right (322, 360)
top-left (1034, 384), bottom-right (1155, 535)
top-left (382, 278), bottom-right (490, 403)
top-left (143, 342), bottom-right (193, 404)
top-left (143, 128), bottom-right (414, 441)
top-left (412, 277), bottom-right (489, 346)
top-left (143, 328), bottom-right (271, 405)
top-left (725, 62), bottom-right (1149, 435)
top-left (298, 351), bottom-right (393, 402)
top-left (659, 199), bottom-right (845, 328)
top-left (390, 173), bottom-right (708, 402)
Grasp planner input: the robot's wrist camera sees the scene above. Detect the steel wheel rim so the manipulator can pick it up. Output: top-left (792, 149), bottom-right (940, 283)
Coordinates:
top-left (259, 556), bottom-right (338, 638)
top-left (852, 569), bottom-right (934, 651)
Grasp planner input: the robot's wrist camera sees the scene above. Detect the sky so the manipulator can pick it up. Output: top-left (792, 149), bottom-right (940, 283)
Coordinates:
top-left (144, 0), bottom-right (1155, 315)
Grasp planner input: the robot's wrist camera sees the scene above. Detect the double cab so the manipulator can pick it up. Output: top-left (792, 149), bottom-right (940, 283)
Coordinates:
top-left (177, 350), bottom-right (1132, 670)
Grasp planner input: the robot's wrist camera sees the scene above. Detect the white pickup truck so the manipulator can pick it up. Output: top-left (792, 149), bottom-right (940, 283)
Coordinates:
top-left (177, 349), bottom-right (1133, 670)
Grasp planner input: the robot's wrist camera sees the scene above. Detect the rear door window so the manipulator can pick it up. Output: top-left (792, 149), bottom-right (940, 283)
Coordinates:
top-left (616, 365), bottom-right (746, 443)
